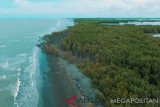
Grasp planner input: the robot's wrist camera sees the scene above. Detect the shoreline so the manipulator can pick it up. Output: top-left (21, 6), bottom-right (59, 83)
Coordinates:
top-left (39, 19), bottom-right (99, 107)
top-left (40, 52), bottom-right (98, 107)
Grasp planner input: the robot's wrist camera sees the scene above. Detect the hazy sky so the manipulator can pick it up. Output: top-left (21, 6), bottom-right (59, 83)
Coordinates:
top-left (0, 0), bottom-right (160, 18)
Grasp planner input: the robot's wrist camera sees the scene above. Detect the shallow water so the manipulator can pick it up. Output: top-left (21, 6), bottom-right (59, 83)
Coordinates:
top-left (153, 34), bottom-right (160, 37)
top-left (120, 21), bottom-right (160, 25)
top-left (102, 21), bottom-right (160, 25)
top-left (0, 19), bottom-right (74, 107)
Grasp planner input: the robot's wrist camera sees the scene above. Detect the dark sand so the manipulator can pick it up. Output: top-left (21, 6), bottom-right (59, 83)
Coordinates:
top-left (42, 55), bottom-right (81, 107)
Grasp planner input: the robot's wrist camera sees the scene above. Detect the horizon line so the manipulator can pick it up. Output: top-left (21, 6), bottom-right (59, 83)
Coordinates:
top-left (0, 17), bottom-right (160, 19)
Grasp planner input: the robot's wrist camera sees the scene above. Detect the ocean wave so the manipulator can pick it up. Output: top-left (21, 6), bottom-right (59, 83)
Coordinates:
top-left (17, 53), bottom-right (27, 57)
top-left (0, 57), bottom-right (25, 72)
top-left (0, 61), bottom-right (16, 71)
top-left (0, 60), bottom-right (9, 69)
top-left (14, 48), bottom-right (39, 107)
top-left (0, 45), bottom-right (6, 48)
top-left (0, 84), bottom-right (13, 92)
top-left (11, 77), bottom-right (21, 99)
top-left (0, 75), bottom-right (6, 80)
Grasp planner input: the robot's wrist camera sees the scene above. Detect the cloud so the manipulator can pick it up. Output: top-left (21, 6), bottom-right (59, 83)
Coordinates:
top-left (14, 0), bottom-right (29, 6)
top-left (0, 0), bottom-right (160, 18)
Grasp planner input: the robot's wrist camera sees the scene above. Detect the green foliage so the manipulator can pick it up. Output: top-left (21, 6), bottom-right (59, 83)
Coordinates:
top-left (61, 19), bottom-right (160, 107)
top-left (43, 44), bottom-right (61, 56)
top-left (42, 19), bottom-right (160, 107)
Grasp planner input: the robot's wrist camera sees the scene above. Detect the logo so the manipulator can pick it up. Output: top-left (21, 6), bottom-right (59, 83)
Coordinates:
top-left (66, 96), bottom-right (76, 106)
top-left (66, 96), bottom-right (104, 107)
top-left (110, 98), bottom-right (159, 104)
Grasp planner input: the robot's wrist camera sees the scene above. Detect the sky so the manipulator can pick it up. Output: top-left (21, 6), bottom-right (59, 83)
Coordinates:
top-left (0, 0), bottom-right (160, 18)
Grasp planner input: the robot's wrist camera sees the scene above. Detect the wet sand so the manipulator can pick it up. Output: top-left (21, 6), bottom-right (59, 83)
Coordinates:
top-left (42, 55), bottom-right (81, 107)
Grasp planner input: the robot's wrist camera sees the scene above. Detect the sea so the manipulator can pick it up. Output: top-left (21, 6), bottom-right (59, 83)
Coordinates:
top-left (0, 19), bottom-right (74, 107)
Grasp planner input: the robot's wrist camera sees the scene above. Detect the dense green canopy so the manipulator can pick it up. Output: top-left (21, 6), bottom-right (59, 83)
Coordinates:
top-left (42, 19), bottom-right (160, 107)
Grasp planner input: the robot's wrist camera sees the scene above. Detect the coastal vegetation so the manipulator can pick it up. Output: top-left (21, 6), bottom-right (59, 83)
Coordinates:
top-left (41, 19), bottom-right (160, 107)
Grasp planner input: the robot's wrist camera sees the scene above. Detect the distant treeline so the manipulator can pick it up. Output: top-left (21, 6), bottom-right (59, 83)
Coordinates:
top-left (42, 19), bottom-right (160, 107)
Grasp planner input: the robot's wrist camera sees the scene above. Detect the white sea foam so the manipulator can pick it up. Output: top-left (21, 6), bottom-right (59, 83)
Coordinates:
top-left (14, 48), bottom-right (39, 107)
top-left (0, 75), bottom-right (6, 80)
top-left (1, 19), bottom-right (74, 107)
top-left (0, 45), bottom-right (6, 48)
top-left (153, 34), bottom-right (160, 37)
top-left (0, 60), bottom-right (9, 69)
top-left (0, 60), bottom-right (17, 71)
top-left (17, 53), bottom-right (27, 57)
top-left (0, 84), bottom-right (13, 92)
top-left (12, 77), bottom-right (21, 99)
top-left (0, 59), bottom-right (21, 71)
top-left (17, 68), bottom-right (21, 72)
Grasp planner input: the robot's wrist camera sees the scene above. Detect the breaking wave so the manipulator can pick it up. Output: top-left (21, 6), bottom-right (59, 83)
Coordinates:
top-left (0, 45), bottom-right (6, 48)
top-left (13, 48), bottom-right (39, 107)
top-left (0, 75), bottom-right (6, 80)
